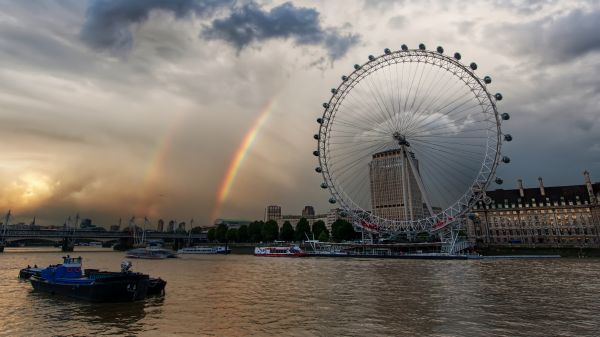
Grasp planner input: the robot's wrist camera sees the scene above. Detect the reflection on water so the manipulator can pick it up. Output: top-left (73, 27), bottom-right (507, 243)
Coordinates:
top-left (1, 249), bottom-right (600, 336)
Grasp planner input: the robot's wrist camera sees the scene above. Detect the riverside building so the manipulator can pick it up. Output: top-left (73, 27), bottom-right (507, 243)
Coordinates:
top-left (264, 205), bottom-right (282, 222)
top-left (466, 171), bottom-right (600, 247)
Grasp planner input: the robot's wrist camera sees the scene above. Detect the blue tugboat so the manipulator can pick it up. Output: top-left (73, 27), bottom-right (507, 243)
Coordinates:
top-left (29, 256), bottom-right (154, 302)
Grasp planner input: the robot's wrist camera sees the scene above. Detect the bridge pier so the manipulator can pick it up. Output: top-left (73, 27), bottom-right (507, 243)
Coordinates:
top-left (61, 238), bottom-right (74, 252)
top-left (0, 244), bottom-right (4, 253)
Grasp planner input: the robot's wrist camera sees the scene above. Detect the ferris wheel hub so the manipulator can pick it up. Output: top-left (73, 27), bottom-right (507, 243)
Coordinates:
top-left (393, 132), bottom-right (410, 146)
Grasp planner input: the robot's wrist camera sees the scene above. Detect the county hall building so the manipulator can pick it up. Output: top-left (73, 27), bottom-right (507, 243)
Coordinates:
top-left (467, 171), bottom-right (600, 247)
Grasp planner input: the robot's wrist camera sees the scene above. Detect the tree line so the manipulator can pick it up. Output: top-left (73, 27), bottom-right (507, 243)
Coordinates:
top-left (206, 218), bottom-right (360, 243)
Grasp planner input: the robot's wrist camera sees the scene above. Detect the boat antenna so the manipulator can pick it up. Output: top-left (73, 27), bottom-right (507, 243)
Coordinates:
top-left (305, 232), bottom-right (317, 251)
top-left (187, 218), bottom-right (194, 247)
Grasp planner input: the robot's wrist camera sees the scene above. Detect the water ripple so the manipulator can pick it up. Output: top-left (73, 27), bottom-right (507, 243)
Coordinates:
top-left (1, 250), bottom-right (600, 336)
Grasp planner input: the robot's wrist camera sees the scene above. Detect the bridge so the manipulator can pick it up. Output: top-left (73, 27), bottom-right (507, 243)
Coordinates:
top-left (0, 228), bottom-right (208, 252)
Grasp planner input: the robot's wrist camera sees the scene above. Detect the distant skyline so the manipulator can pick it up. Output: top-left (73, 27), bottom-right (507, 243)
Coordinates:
top-left (1, 0), bottom-right (599, 226)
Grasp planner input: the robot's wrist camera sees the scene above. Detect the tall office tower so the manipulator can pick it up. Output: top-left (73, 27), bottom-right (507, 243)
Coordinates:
top-left (369, 149), bottom-right (424, 221)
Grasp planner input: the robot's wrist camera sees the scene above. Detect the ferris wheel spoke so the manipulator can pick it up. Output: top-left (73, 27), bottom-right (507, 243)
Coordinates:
top-left (408, 127), bottom-right (492, 138)
top-left (403, 71), bottom-right (459, 133)
top-left (328, 131), bottom-right (390, 148)
top-left (402, 61), bottom-right (421, 116)
top-left (400, 62), bottom-right (421, 132)
top-left (355, 70), bottom-right (394, 128)
top-left (406, 111), bottom-right (489, 138)
top-left (413, 152), bottom-right (481, 180)
top-left (417, 158), bottom-right (468, 210)
top-left (343, 85), bottom-right (391, 127)
top-left (407, 58), bottom-right (431, 116)
top-left (337, 158), bottom-right (375, 200)
top-left (404, 65), bottom-right (447, 132)
top-left (407, 79), bottom-right (472, 132)
top-left (409, 138), bottom-right (485, 159)
top-left (330, 118), bottom-right (391, 136)
top-left (364, 72), bottom-right (398, 131)
top-left (427, 75), bottom-right (474, 115)
top-left (412, 145), bottom-right (480, 182)
top-left (417, 148), bottom-right (476, 191)
top-left (409, 142), bottom-right (483, 167)
top-left (391, 62), bottom-right (403, 131)
top-left (328, 143), bottom-right (394, 188)
top-left (397, 61), bottom-right (408, 131)
top-left (330, 141), bottom-right (391, 174)
top-left (339, 96), bottom-right (396, 134)
top-left (327, 140), bottom-right (392, 167)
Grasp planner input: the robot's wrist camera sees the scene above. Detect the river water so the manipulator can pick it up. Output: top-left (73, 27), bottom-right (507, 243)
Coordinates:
top-left (1, 248), bottom-right (599, 336)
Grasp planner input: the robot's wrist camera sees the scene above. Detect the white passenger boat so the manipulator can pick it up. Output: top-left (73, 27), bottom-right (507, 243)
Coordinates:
top-left (254, 246), bottom-right (306, 257)
top-left (177, 246), bottom-right (231, 254)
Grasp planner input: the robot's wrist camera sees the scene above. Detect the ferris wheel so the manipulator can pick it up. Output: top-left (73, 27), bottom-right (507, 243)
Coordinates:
top-left (314, 44), bottom-right (512, 235)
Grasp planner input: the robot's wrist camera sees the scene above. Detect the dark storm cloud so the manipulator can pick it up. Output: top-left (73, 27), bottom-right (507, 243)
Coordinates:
top-left (202, 2), bottom-right (360, 60)
top-left (80, 0), bottom-right (233, 52)
top-left (491, 8), bottom-right (600, 63)
top-left (81, 0), bottom-right (359, 60)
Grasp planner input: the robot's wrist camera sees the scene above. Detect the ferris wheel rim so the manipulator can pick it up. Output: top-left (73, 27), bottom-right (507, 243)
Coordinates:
top-left (316, 48), bottom-right (503, 234)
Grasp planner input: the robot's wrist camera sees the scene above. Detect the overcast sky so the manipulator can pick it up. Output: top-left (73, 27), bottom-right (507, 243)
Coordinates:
top-left (1, 0), bottom-right (599, 227)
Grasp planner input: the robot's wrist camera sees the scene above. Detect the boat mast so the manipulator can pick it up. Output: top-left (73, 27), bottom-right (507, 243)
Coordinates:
top-left (1, 210), bottom-right (10, 247)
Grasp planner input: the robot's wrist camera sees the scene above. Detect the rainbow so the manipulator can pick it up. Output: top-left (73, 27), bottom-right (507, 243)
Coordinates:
top-left (210, 98), bottom-right (277, 221)
top-left (141, 111), bottom-right (188, 216)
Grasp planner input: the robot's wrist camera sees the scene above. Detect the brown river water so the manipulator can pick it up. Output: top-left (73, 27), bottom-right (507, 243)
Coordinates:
top-left (0, 248), bottom-right (599, 336)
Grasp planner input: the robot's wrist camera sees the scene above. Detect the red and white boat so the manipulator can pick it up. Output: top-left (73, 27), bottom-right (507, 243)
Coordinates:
top-left (254, 246), bottom-right (306, 257)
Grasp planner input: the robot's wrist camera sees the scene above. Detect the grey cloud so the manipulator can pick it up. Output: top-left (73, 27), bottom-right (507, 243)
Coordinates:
top-left (492, 0), bottom-right (558, 15)
top-left (363, 0), bottom-right (406, 10)
top-left (202, 2), bottom-right (360, 60)
top-left (490, 8), bottom-right (600, 63)
top-left (388, 15), bottom-right (406, 29)
top-left (80, 0), bottom-right (232, 52)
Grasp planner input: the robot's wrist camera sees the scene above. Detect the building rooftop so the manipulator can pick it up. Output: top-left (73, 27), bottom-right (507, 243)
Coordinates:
top-left (481, 182), bottom-right (600, 205)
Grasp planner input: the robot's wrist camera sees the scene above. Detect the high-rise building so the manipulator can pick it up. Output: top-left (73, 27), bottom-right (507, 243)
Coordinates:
top-left (157, 219), bottom-right (164, 232)
top-left (265, 205), bottom-right (282, 222)
top-left (167, 220), bottom-right (175, 232)
top-left (302, 206), bottom-right (315, 217)
top-left (369, 149), bottom-right (423, 221)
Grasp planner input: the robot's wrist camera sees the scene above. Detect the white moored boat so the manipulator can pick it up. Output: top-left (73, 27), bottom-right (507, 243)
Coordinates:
top-left (177, 246), bottom-right (231, 254)
top-left (254, 246), bottom-right (306, 257)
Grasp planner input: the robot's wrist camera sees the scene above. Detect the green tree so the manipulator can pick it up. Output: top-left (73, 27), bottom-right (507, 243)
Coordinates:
top-left (215, 223), bottom-right (228, 243)
top-left (237, 225), bottom-right (249, 243)
top-left (262, 220), bottom-right (279, 242)
top-left (190, 226), bottom-right (203, 234)
top-left (294, 218), bottom-right (311, 241)
top-left (331, 219), bottom-right (356, 242)
top-left (248, 221), bottom-right (264, 242)
top-left (318, 230), bottom-right (330, 242)
top-left (226, 228), bottom-right (238, 242)
top-left (279, 221), bottom-right (294, 241)
top-left (311, 220), bottom-right (328, 240)
top-left (207, 228), bottom-right (216, 242)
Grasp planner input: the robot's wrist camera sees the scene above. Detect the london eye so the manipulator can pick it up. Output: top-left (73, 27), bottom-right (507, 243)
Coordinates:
top-left (314, 44), bottom-right (511, 239)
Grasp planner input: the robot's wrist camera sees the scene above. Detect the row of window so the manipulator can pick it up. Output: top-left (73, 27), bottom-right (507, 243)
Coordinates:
top-left (475, 227), bottom-right (597, 237)
top-left (486, 237), bottom-right (598, 244)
